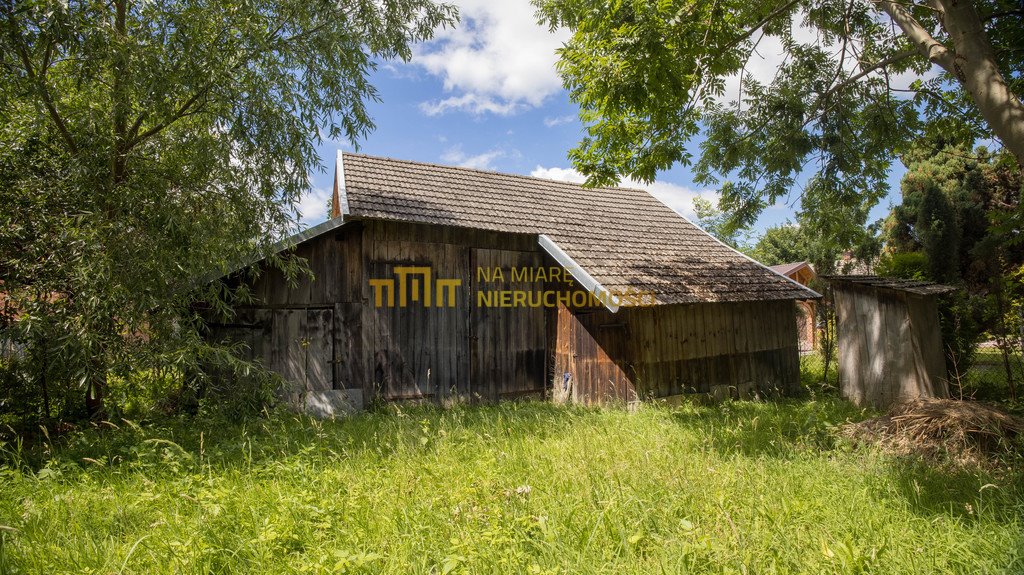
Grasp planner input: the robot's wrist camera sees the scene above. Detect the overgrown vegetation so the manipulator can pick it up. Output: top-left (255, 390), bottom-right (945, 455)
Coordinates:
top-left (1, 398), bottom-right (1022, 574)
top-left (0, 0), bottom-right (457, 426)
top-left (879, 140), bottom-right (1024, 397)
top-left (842, 398), bottom-right (1023, 468)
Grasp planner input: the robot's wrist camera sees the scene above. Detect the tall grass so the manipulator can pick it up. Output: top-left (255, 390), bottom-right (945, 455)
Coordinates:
top-left (1, 400), bottom-right (1021, 574)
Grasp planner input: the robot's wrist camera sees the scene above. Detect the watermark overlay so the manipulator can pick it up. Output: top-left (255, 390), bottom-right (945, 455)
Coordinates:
top-left (368, 266), bottom-right (461, 307)
top-left (369, 265), bottom-right (656, 308)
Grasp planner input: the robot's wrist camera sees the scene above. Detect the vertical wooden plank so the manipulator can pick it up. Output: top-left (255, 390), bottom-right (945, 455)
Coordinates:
top-left (737, 300), bottom-right (753, 354)
top-left (907, 294), bottom-right (948, 399)
top-left (305, 309), bottom-right (333, 392)
top-left (270, 309), bottom-right (304, 398)
top-left (308, 237), bottom-right (326, 304)
top-left (333, 302), bottom-right (362, 390)
top-left (360, 223), bottom-right (376, 401)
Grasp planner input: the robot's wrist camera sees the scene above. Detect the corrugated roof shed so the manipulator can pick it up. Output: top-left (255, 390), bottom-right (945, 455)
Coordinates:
top-left (825, 275), bottom-right (956, 296)
top-left (339, 153), bottom-right (817, 305)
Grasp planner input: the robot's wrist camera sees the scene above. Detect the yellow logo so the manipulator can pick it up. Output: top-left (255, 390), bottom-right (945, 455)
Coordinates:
top-left (369, 266), bottom-right (656, 308)
top-left (368, 266), bottom-right (461, 308)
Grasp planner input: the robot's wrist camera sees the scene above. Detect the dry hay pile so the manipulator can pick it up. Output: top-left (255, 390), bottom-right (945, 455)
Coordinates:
top-left (841, 398), bottom-right (1024, 466)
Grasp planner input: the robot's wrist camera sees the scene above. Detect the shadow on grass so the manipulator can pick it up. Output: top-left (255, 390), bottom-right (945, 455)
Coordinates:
top-left (4, 398), bottom-right (871, 475)
top-left (874, 455), bottom-right (1024, 524)
top-left (0, 400), bottom-right (589, 475)
top-left (665, 398), bottom-right (871, 458)
top-left (660, 397), bottom-right (1024, 525)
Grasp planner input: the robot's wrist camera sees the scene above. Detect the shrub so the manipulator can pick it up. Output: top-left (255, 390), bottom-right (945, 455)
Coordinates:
top-left (876, 251), bottom-right (930, 280)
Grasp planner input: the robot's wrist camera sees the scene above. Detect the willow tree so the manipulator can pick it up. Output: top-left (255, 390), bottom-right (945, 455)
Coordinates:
top-left (0, 0), bottom-right (456, 420)
top-left (535, 0), bottom-right (1023, 239)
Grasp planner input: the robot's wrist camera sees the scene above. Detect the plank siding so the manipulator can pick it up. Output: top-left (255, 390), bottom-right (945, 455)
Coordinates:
top-left (357, 221), bottom-right (545, 402)
top-left (554, 299), bottom-right (800, 405)
top-left (834, 282), bottom-right (948, 409)
top-left (214, 217), bottom-right (804, 410)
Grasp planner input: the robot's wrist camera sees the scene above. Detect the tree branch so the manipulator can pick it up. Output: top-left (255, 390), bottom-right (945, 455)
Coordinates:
top-left (984, 9), bottom-right (1024, 21)
top-left (819, 48), bottom-right (918, 102)
top-left (123, 6), bottom-right (314, 152)
top-left (6, 16), bottom-right (78, 154)
top-left (875, 0), bottom-right (957, 74)
top-left (128, 85), bottom-right (211, 148)
top-left (723, 0), bottom-right (801, 51)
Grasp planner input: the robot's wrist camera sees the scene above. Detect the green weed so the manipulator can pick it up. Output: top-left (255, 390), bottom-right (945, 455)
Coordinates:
top-left (0, 400), bottom-right (1021, 574)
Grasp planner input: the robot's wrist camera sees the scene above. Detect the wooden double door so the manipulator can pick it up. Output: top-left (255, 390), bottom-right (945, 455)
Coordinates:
top-left (211, 304), bottom-right (361, 399)
top-left (368, 247), bottom-right (548, 402)
top-left (469, 248), bottom-right (548, 400)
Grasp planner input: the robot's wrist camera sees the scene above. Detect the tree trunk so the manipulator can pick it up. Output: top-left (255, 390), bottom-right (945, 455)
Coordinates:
top-left (879, 0), bottom-right (1024, 166)
top-left (39, 340), bottom-right (50, 423)
top-left (936, 0), bottom-right (1024, 167)
top-left (994, 286), bottom-right (1018, 400)
top-left (85, 348), bottom-right (107, 419)
top-left (818, 286), bottom-right (836, 386)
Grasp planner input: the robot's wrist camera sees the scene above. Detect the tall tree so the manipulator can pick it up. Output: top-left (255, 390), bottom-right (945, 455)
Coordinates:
top-left (915, 181), bottom-right (962, 282)
top-left (0, 0), bottom-right (456, 420)
top-left (750, 219), bottom-right (880, 270)
top-left (881, 140), bottom-right (1023, 394)
top-left (535, 0), bottom-right (1023, 236)
top-left (749, 224), bottom-right (812, 266)
top-left (882, 140), bottom-right (1023, 284)
top-left (692, 196), bottom-right (750, 248)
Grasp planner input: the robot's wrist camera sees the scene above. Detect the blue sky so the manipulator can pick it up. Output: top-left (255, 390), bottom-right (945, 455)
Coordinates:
top-left (298, 0), bottom-right (907, 238)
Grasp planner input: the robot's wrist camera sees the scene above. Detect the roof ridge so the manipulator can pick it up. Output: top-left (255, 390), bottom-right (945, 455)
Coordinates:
top-left (342, 151), bottom-right (652, 195)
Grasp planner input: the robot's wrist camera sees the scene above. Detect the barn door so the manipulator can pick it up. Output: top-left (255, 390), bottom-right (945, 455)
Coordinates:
top-left (366, 243), bottom-right (469, 403)
top-left (270, 308), bottom-right (334, 398)
top-left (470, 249), bottom-right (547, 401)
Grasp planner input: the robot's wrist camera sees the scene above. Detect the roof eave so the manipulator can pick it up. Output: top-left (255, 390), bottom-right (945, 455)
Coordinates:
top-left (538, 234), bottom-right (621, 313)
top-left (204, 217), bottom-right (349, 284)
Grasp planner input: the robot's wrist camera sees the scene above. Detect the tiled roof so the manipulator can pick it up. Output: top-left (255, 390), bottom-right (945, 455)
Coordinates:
top-left (341, 153), bottom-right (818, 305)
top-left (768, 261), bottom-right (812, 277)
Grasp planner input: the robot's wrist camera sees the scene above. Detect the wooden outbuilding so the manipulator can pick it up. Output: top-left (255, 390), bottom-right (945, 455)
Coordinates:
top-left (211, 153), bottom-right (818, 414)
top-left (828, 276), bottom-right (954, 409)
top-left (768, 261), bottom-right (817, 352)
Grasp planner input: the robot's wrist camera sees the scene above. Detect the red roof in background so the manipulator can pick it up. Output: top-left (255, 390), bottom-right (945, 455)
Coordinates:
top-left (768, 261), bottom-right (812, 277)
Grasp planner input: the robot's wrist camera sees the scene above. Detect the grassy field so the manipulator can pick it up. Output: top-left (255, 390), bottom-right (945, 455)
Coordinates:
top-left (1, 400), bottom-right (1022, 574)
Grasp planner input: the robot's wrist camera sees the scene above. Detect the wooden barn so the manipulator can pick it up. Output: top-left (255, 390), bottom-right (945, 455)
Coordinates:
top-left (211, 153), bottom-right (818, 413)
top-left (828, 276), bottom-right (953, 409)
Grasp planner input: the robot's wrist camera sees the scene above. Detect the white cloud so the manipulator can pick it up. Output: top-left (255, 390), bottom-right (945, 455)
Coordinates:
top-left (543, 114), bottom-right (576, 127)
top-left (381, 62), bottom-right (421, 81)
top-left (529, 166), bottom-right (586, 183)
top-left (530, 166), bottom-right (718, 219)
top-left (297, 186), bottom-right (332, 227)
top-left (420, 94), bottom-right (522, 116)
top-left (441, 145), bottom-right (514, 170)
top-left (414, 0), bottom-right (569, 115)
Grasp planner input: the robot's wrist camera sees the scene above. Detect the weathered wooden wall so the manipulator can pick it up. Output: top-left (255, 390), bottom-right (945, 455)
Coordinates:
top-left (552, 299), bottom-right (801, 405)
top-left (210, 220), bottom-right (549, 407)
top-left (834, 283), bottom-right (948, 409)
top-left (360, 220), bottom-right (546, 402)
top-left (208, 223), bottom-right (365, 411)
top-left (210, 218), bottom-right (805, 411)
